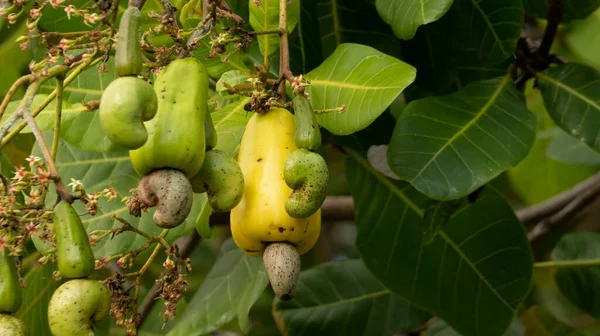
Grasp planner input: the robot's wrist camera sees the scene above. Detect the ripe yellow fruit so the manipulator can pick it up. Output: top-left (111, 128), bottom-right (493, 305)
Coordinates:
top-left (230, 108), bottom-right (321, 257)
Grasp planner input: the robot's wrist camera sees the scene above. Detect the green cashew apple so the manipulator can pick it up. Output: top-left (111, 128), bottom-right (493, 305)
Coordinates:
top-left (204, 107), bottom-right (218, 150)
top-left (115, 6), bottom-right (143, 77)
top-left (293, 94), bottom-right (321, 151)
top-left (189, 149), bottom-right (244, 212)
top-left (129, 58), bottom-right (208, 177)
top-left (48, 279), bottom-right (110, 336)
top-left (99, 76), bottom-right (158, 150)
top-left (0, 248), bottom-right (21, 313)
top-left (0, 314), bottom-right (27, 335)
top-left (137, 169), bottom-right (194, 228)
top-left (54, 201), bottom-right (95, 279)
top-left (283, 149), bottom-right (329, 219)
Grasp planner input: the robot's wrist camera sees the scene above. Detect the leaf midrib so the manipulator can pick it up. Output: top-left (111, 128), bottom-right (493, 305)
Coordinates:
top-left (408, 74), bottom-right (510, 183)
top-left (537, 71), bottom-right (600, 112)
top-left (279, 290), bottom-right (389, 312)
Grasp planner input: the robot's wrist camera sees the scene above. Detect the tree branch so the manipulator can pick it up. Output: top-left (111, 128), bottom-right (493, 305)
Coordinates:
top-left (537, 0), bottom-right (563, 58)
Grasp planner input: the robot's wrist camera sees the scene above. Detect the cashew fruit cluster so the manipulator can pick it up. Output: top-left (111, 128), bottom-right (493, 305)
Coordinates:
top-left (99, 6), bottom-right (158, 150)
top-left (0, 247), bottom-right (26, 335)
top-left (230, 107), bottom-right (328, 300)
top-left (47, 201), bottom-right (111, 336)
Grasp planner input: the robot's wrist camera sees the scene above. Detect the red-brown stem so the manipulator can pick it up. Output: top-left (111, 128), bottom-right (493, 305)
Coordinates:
top-left (277, 0), bottom-right (294, 101)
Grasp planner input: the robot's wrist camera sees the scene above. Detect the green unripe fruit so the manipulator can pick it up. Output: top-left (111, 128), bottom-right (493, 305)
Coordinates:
top-left (129, 58), bottom-right (208, 177)
top-left (54, 201), bottom-right (95, 279)
top-left (0, 248), bottom-right (22, 313)
top-left (205, 108), bottom-right (218, 150)
top-left (99, 76), bottom-right (158, 150)
top-left (0, 314), bottom-right (27, 335)
top-left (48, 279), bottom-right (110, 336)
top-left (284, 149), bottom-right (329, 219)
top-left (189, 149), bottom-right (244, 212)
top-left (137, 169), bottom-right (194, 228)
top-left (293, 94), bottom-right (321, 151)
top-left (115, 6), bottom-right (143, 77)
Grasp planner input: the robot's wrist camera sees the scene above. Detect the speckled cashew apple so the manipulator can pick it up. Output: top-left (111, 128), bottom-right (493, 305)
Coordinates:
top-left (53, 201), bottom-right (95, 279)
top-left (0, 314), bottom-right (27, 335)
top-left (230, 107), bottom-right (322, 300)
top-left (189, 149), bottom-right (244, 212)
top-left (48, 279), bottom-right (111, 336)
top-left (129, 57), bottom-right (208, 178)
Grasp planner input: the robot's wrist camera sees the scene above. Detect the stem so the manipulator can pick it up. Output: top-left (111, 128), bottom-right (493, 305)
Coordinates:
top-left (537, 0), bottom-right (563, 57)
top-left (277, 0), bottom-right (294, 101)
top-left (0, 75), bottom-right (35, 122)
top-left (51, 77), bottom-right (64, 161)
top-left (249, 29), bottom-right (283, 36)
top-left (534, 259), bottom-right (600, 269)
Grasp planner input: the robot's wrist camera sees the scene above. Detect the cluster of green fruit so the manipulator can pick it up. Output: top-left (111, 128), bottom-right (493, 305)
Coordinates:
top-left (0, 5), bottom-right (331, 334)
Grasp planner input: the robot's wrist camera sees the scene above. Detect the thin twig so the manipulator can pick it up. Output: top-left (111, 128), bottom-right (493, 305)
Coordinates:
top-left (276, 0), bottom-right (294, 101)
top-left (51, 77), bottom-right (64, 161)
top-left (0, 75), bottom-right (35, 121)
top-left (537, 0), bottom-right (563, 57)
top-left (137, 231), bottom-right (200, 325)
top-left (517, 171), bottom-right (600, 227)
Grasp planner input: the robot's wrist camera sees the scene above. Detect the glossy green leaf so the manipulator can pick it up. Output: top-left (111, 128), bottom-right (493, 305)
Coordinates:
top-left (454, 0), bottom-right (523, 65)
top-left (16, 262), bottom-right (58, 336)
top-left (551, 233), bottom-right (600, 319)
top-left (39, 59), bottom-right (121, 152)
top-left (305, 43), bottom-right (416, 135)
top-left (34, 132), bottom-right (205, 258)
top-left (212, 97), bottom-right (252, 156)
top-left (375, 0), bottom-right (454, 40)
top-left (522, 0), bottom-right (600, 22)
top-left (315, 0), bottom-right (402, 58)
top-left (388, 75), bottom-right (536, 201)
top-left (346, 151), bottom-right (533, 336)
top-left (536, 63), bottom-right (600, 152)
top-left (547, 131), bottom-right (600, 166)
top-left (248, 0), bottom-right (300, 57)
top-left (520, 306), bottom-right (583, 336)
top-left (194, 194), bottom-right (212, 239)
top-left (167, 239), bottom-right (269, 336)
top-left (422, 200), bottom-right (462, 245)
top-left (273, 259), bottom-right (431, 336)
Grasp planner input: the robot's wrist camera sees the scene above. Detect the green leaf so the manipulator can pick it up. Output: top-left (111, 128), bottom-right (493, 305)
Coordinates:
top-left (288, 0), bottom-right (323, 74)
top-left (212, 97), bottom-right (252, 156)
top-left (305, 43), bottom-right (416, 136)
top-left (346, 151), bottom-right (533, 336)
top-left (388, 75), bottom-right (536, 201)
top-left (422, 200), bottom-right (462, 245)
top-left (454, 0), bottom-right (523, 65)
top-left (273, 259), bottom-right (431, 336)
top-left (551, 233), bottom-right (600, 319)
top-left (520, 306), bottom-right (584, 336)
top-left (194, 194), bottom-right (212, 239)
top-left (536, 63), bottom-right (600, 153)
top-left (522, 0), bottom-right (600, 22)
top-left (547, 131), bottom-right (600, 166)
top-left (192, 27), bottom-right (252, 79)
top-left (167, 239), bottom-right (269, 336)
top-left (426, 317), bottom-right (525, 335)
top-left (375, 0), bottom-right (454, 40)
top-left (248, 0), bottom-right (300, 57)
top-left (315, 0), bottom-right (402, 58)
top-left (216, 70), bottom-right (250, 92)
top-left (16, 262), bottom-right (59, 336)
top-left (39, 59), bottom-right (121, 152)
top-left (34, 132), bottom-right (205, 258)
